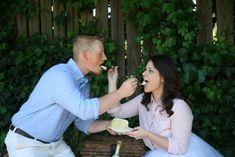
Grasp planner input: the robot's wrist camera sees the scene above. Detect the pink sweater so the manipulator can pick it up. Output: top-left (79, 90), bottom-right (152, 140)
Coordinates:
top-left (108, 94), bottom-right (193, 154)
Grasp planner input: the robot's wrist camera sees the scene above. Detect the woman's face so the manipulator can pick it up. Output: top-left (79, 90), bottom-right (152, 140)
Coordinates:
top-left (142, 61), bottom-right (164, 93)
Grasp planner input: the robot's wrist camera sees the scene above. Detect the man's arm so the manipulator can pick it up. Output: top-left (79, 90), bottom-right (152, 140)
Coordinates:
top-left (99, 77), bottom-right (138, 115)
top-left (88, 120), bottom-right (111, 133)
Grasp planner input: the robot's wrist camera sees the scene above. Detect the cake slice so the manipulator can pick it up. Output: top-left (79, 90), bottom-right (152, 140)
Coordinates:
top-left (111, 118), bottom-right (129, 131)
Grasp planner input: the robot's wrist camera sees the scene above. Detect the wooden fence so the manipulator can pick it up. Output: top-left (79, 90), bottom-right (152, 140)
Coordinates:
top-left (17, 0), bottom-right (91, 39)
top-left (14, 0), bottom-right (234, 77)
top-left (15, 0), bottom-right (141, 77)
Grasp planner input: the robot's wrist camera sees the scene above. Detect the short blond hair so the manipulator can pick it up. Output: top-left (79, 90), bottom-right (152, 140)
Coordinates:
top-left (72, 35), bottom-right (103, 59)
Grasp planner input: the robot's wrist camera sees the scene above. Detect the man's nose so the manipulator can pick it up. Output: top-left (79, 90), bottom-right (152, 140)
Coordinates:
top-left (142, 71), bottom-right (146, 76)
top-left (103, 53), bottom-right (107, 60)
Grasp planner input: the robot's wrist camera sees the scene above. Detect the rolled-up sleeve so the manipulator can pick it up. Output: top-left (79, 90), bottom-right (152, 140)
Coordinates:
top-left (50, 71), bottom-right (100, 120)
top-left (167, 100), bottom-right (193, 154)
top-left (74, 118), bottom-right (96, 134)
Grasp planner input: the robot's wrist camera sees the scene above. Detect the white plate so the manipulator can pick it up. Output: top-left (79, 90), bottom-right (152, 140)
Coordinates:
top-left (108, 126), bottom-right (133, 133)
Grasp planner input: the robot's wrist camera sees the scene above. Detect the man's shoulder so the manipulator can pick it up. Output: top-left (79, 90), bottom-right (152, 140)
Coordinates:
top-left (48, 63), bottom-right (69, 73)
top-left (42, 63), bottom-right (71, 80)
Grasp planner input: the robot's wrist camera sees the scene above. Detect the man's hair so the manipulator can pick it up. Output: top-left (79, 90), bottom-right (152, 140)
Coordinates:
top-left (72, 35), bottom-right (103, 59)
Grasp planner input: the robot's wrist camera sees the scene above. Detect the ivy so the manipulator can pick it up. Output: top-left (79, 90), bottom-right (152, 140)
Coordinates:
top-left (0, 0), bottom-right (234, 157)
top-left (121, 1), bottom-right (234, 156)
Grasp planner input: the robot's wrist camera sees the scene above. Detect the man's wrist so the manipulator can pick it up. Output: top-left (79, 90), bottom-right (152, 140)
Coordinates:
top-left (115, 88), bottom-right (124, 100)
top-left (106, 120), bottom-right (112, 129)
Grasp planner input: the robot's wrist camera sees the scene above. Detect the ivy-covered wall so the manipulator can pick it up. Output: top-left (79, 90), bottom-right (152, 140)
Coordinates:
top-left (0, 0), bottom-right (234, 157)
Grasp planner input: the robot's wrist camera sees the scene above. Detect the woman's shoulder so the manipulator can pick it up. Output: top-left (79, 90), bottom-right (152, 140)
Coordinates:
top-left (172, 98), bottom-right (192, 112)
top-left (128, 93), bottom-right (144, 103)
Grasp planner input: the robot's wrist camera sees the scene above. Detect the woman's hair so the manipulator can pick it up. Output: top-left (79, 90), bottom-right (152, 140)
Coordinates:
top-left (141, 55), bottom-right (191, 117)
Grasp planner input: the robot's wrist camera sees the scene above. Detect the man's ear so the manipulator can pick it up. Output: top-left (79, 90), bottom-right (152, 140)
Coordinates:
top-left (82, 51), bottom-right (89, 61)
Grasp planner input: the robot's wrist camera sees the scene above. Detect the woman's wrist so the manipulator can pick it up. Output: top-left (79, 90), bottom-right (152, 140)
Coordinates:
top-left (108, 84), bottom-right (117, 93)
top-left (145, 130), bottom-right (153, 139)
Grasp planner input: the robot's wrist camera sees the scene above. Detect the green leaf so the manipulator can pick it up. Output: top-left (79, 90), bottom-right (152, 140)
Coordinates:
top-left (198, 69), bottom-right (206, 83)
top-left (162, 3), bottom-right (175, 13)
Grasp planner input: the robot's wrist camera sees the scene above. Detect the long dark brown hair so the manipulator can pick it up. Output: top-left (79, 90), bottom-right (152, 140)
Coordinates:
top-left (141, 55), bottom-right (191, 117)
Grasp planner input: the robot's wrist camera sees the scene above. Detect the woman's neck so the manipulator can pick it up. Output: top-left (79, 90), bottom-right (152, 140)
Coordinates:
top-left (152, 89), bottom-right (163, 103)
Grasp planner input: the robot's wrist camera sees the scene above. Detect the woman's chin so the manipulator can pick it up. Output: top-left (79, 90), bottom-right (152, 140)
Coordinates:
top-left (144, 88), bottom-right (150, 93)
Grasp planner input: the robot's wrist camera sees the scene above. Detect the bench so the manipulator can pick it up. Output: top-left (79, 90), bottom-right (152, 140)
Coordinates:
top-left (80, 134), bottom-right (147, 157)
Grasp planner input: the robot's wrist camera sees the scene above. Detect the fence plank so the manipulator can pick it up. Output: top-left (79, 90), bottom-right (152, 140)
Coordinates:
top-left (16, 13), bottom-right (28, 37)
top-left (81, 10), bottom-right (93, 25)
top-left (111, 0), bottom-right (125, 77)
top-left (126, 21), bottom-right (141, 75)
top-left (96, 0), bottom-right (108, 37)
top-left (66, 3), bottom-right (80, 35)
top-left (28, 0), bottom-right (40, 37)
top-left (53, 0), bottom-right (65, 38)
top-left (216, 0), bottom-right (234, 44)
top-left (197, 0), bottom-right (212, 45)
top-left (40, 0), bottom-right (53, 40)
top-left (66, 3), bottom-right (73, 34)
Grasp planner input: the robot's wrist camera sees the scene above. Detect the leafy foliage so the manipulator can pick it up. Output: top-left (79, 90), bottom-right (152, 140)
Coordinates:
top-left (121, 1), bottom-right (234, 156)
top-left (0, 19), bottom-right (116, 156)
top-left (0, 0), bottom-right (234, 157)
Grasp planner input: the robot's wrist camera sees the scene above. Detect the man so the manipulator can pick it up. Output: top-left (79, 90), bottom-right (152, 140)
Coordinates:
top-left (4, 35), bottom-right (138, 157)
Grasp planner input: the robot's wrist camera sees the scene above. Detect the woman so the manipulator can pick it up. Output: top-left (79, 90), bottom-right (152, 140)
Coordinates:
top-left (107, 55), bottom-right (223, 157)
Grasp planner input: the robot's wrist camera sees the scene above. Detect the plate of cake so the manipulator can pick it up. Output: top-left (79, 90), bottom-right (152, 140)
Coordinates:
top-left (108, 118), bottom-right (133, 133)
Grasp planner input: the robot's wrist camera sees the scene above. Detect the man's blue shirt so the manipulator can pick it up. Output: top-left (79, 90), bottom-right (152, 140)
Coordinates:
top-left (12, 58), bottom-right (100, 142)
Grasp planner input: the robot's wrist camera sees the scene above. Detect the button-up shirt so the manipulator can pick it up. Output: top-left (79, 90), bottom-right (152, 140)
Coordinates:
top-left (108, 94), bottom-right (193, 154)
top-left (12, 58), bottom-right (100, 142)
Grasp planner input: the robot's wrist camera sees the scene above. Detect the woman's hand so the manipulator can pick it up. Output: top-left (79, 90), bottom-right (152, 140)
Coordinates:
top-left (108, 66), bottom-right (118, 92)
top-left (126, 127), bottom-right (149, 140)
top-left (108, 66), bottom-right (118, 84)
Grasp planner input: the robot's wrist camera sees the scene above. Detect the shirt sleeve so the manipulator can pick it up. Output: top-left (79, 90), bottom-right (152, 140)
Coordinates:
top-left (108, 94), bottom-right (143, 118)
top-left (50, 71), bottom-right (100, 120)
top-left (167, 99), bottom-right (193, 154)
top-left (74, 118), bottom-right (96, 134)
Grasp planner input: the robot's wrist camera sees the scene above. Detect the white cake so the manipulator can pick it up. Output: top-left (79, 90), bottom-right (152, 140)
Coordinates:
top-left (111, 118), bottom-right (129, 130)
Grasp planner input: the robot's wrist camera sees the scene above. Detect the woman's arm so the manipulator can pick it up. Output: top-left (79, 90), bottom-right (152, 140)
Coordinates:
top-left (108, 94), bottom-right (142, 118)
top-left (127, 100), bottom-right (193, 154)
top-left (107, 66), bottom-right (140, 118)
top-left (166, 100), bottom-right (193, 154)
top-left (127, 127), bottom-right (169, 150)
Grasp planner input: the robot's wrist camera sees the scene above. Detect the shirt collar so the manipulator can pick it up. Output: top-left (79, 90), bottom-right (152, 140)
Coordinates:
top-left (67, 58), bottom-right (87, 81)
top-left (151, 95), bottom-right (162, 106)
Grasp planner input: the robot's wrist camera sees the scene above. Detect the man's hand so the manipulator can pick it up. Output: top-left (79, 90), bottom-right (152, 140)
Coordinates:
top-left (99, 76), bottom-right (137, 115)
top-left (117, 77), bottom-right (138, 98)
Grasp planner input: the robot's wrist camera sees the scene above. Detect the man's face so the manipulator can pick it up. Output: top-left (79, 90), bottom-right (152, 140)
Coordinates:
top-left (87, 41), bottom-right (107, 75)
